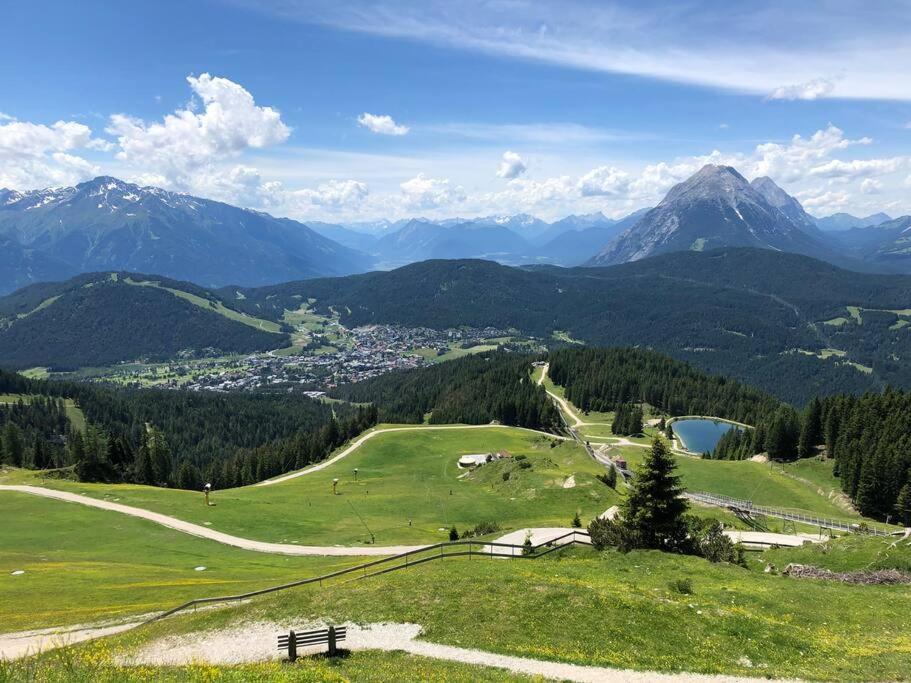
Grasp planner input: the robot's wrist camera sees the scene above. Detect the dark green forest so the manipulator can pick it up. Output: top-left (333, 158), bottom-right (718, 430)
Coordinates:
top-left (0, 368), bottom-right (373, 489)
top-left (0, 274), bottom-right (288, 369)
top-left (330, 352), bottom-right (561, 432)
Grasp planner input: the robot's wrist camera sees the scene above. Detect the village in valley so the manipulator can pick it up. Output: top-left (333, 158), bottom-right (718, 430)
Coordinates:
top-left (52, 322), bottom-right (541, 394)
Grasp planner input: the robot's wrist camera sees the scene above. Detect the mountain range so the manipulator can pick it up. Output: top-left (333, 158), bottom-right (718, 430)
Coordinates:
top-left (1, 169), bottom-right (909, 296)
top-left (0, 177), bottom-right (372, 294)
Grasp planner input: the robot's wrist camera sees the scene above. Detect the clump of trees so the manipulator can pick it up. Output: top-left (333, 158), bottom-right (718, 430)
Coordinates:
top-left (611, 403), bottom-right (643, 436)
top-left (588, 439), bottom-right (745, 566)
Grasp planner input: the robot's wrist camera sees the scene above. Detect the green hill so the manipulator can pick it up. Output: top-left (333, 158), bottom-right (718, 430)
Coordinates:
top-left (0, 272), bottom-right (290, 369)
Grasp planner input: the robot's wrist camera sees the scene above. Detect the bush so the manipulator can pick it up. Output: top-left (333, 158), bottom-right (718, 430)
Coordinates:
top-left (449, 526), bottom-right (459, 542)
top-left (461, 521), bottom-right (501, 539)
top-left (668, 578), bottom-right (694, 595)
top-left (572, 511), bottom-right (582, 528)
top-left (522, 531), bottom-right (534, 556)
top-left (518, 460), bottom-right (532, 470)
top-left (502, 471), bottom-right (511, 481)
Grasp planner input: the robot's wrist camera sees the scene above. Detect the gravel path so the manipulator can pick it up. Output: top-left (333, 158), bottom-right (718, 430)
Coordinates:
top-left (0, 621), bottom-right (141, 660)
top-left (0, 485), bottom-right (425, 556)
top-left (723, 531), bottom-right (821, 548)
top-left (127, 619), bottom-right (800, 682)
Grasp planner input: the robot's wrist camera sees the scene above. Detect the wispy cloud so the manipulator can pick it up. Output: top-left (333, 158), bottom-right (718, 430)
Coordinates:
top-left (234, 1), bottom-right (911, 101)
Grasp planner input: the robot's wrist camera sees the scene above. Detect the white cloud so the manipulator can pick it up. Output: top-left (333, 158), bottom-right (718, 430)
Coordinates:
top-left (577, 165), bottom-right (630, 197)
top-left (768, 78), bottom-right (835, 101)
top-left (0, 119), bottom-right (102, 189)
top-left (357, 112), bottom-right (409, 136)
top-left (860, 178), bottom-right (882, 194)
top-left (809, 157), bottom-right (905, 179)
top-left (287, 179), bottom-right (370, 209)
top-left (748, 126), bottom-right (871, 183)
top-left (798, 189), bottom-right (849, 212)
top-left (107, 73), bottom-right (290, 197)
top-left (251, 2), bottom-right (911, 100)
top-left (400, 173), bottom-right (465, 209)
top-left (496, 150), bottom-right (527, 179)
top-left (0, 112), bottom-right (14, 121)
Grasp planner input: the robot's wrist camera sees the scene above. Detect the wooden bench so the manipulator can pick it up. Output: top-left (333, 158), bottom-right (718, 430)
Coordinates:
top-left (278, 625), bottom-right (347, 661)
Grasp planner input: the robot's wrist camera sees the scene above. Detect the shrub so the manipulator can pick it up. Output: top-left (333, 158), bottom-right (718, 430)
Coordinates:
top-left (572, 511), bottom-right (582, 528)
top-left (668, 578), bottom-right (694, 595)
top-left (460, 521), bottom-right (501, 539)
top-left (449, 526), bottom-right (459, 541)
top-left (518, 460), bottom-right (532, 470)
top-left (522, 530), bottom-right (534, 556)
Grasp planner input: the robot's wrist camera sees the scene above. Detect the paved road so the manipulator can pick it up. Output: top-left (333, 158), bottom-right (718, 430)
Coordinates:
top-left (0, 484), bottom-right (425, 556)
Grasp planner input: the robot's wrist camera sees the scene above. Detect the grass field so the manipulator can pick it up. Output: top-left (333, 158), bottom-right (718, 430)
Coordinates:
top-left (5, 427), bottom-right (621, 546)
top-left (0, 492), bottom-right (354, 631)
top-left (77, 547), bottom-right (911, 682)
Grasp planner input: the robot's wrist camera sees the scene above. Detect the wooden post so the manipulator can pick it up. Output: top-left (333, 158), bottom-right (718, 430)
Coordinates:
top-left (328, 625), bottom-right (337, 656)
top-left (288, 629), bottom-right (297, 662)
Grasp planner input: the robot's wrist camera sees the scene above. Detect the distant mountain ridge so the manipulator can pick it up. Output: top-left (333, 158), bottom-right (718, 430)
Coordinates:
top-left (589, 165), bottom-right (838, 265)
top-left (0, 176), bottom-right (373, 294)
top-left (814, 212), bottom-right (892, 231)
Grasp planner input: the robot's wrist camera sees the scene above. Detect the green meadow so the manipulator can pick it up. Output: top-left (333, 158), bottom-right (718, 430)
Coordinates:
top-left (5, 427), bottom-right (621, 546)
top-left (0, 492), bottom-right (355, 631)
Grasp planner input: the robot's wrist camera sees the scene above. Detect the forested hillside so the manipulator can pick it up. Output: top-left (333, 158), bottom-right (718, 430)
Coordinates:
top-left (0, 369), bottom-right (375, 489)
top-left (821, 390), bottom-right (911, 523)
top-left (232, 248), bottom-right (911, 404)
top-left (0, 273), bottom-right (289, 369)
top-left (330, 352), bottom-right (561, 432)
top-left (548, 347), bottom-right (782, 426)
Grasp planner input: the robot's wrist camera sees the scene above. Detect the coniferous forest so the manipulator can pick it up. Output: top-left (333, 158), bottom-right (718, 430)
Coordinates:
top-left (0, 368), bottom-right (376, 489)
top-left (330, 352), bottom-right (562, 432)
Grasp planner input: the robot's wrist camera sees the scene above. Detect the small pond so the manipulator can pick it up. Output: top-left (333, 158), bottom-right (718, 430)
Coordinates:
top-left (671, 418), bottom-right (743, 454)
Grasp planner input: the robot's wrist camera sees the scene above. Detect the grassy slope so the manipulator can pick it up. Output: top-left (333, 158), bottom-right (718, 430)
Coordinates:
top-left (2, 649), bottom-right (533, 682)
top-left (763, 535), bottom-right (911, 573)
top-left (0, 492), bottom-right (355, 631)
top-left (124, 278), bottom-right (283, 334)
top-left (4, 427), bottom-right (621, 546)
top-left (95, 549), bottom-right (911, 682)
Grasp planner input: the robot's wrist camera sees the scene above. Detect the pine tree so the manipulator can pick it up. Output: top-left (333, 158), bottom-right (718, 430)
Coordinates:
top-left (175, 461), bottom-right (203, 491)
top-left (895, 482), bottom-right (911, 527)
top-left (133, 440), bottom-right (155, 485)
top-left (2, 423), bottom-right (24, 466)
top-left (621, 438), bottom-right (689, 550)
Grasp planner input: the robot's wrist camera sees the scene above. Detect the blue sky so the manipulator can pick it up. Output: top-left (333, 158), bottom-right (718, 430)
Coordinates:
top-left (2, 0), bottom-right (910, 221)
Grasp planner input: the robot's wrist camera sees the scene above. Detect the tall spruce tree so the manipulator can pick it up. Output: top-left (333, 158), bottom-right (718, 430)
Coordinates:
top-left (895, 483), bottom-right (911, 527)
top-left (620, 438), bottom-right (689, 550)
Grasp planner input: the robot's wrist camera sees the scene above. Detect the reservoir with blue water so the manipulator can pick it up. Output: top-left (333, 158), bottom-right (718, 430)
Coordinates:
top-left (672, 418), bottom-right (743, 454)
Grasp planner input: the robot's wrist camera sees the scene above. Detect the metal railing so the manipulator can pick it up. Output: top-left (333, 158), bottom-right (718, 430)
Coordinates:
top-left (686, 491), bottom-right (894, 536)
top-left (143, 530), bottom-right (592, 626)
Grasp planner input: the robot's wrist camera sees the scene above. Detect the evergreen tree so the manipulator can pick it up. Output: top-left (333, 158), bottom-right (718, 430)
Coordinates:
top-left (895, 483), bottom-right (911, 527)
top-left (2, 423), bottom-right (24, 466)
top-left (133, 440), bottom-right (155, 485)
top-left (616, 439), bottom-right (689, 550)
top-left (801, 398), bottom-right (822, 457)
top-left (175, 461), bottom-right (204, 491)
